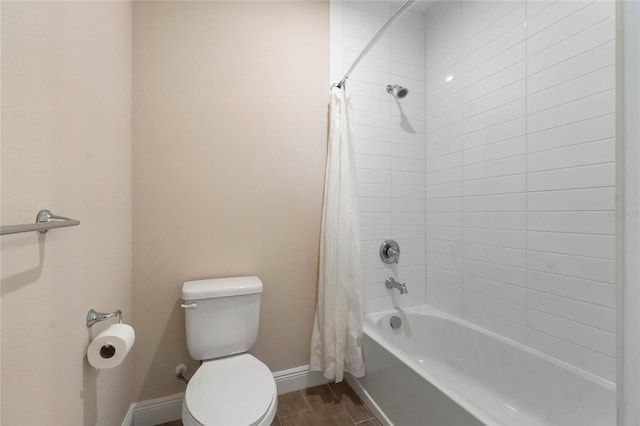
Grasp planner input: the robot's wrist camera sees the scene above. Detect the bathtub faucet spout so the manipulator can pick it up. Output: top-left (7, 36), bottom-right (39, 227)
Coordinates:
top-left (385, 277), bottom-right (408, 294)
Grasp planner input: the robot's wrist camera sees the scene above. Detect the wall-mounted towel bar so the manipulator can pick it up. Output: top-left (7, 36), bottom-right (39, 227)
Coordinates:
top-left (0, 209), bottom-right (80, 235)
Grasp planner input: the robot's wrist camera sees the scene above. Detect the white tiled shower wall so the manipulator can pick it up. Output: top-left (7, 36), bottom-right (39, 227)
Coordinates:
top-left (424, 0), bottom-right (616, 381)
top-left (331, 0), bottom-right (616, 381)
top-left (330, 1), bottom-right (429, 313)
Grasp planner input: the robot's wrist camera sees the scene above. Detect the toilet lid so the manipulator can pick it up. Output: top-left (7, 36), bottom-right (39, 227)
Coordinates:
top-left (185, 354), bottom-right (276, 426)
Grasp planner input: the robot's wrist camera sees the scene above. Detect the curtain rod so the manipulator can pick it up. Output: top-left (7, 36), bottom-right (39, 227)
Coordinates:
top-left (333, 0), bottom-right (417, 89)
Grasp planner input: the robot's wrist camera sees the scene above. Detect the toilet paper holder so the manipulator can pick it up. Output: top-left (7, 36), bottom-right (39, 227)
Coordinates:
top-left (86, 309), bottom-right (122, 328)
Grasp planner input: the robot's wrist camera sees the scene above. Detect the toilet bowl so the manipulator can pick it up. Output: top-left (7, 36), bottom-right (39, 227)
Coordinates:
top-left (181, 277), bottom-right (277, 426)
top-left (181, 355), bottom-right (277, 426)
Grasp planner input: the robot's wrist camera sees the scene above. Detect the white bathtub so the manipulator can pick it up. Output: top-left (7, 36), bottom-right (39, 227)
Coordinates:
top-left (347, 305), bottom-right (615, 426)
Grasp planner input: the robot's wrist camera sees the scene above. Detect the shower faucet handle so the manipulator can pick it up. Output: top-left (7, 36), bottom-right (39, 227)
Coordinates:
top-left (380, 240), bottom-right (400, 264)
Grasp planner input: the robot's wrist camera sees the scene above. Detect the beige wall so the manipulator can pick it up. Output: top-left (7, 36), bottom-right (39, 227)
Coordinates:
top-left (1, 2), bottom-right (132, 425)
top-left (1, 0), bottom-right (328, 417)
top-left (132, 1), bottom-right (328, 401)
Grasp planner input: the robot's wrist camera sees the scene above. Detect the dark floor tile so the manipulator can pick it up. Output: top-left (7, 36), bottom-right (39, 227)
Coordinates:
top-left (155, 421), bottom-right (182, 426)
top-left (302, 385), bottom-right (352, 426)
top-left (280, 411), bottom-right (319, 426)
top-left (303, 384), bottom-right (338, 407)
top-left (328, 381), bottom-right (374, 423)
top-left (271, 414), bottom-right (282, 426)
top-left (277, 391), bottom-right (310, 418)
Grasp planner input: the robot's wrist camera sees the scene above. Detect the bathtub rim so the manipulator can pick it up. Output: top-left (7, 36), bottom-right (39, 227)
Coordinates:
top-left (361, 304), bottom-right (615, 426)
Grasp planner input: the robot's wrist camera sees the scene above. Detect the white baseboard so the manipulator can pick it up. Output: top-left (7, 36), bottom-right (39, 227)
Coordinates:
top-left (122, 392), bottom-right (184, 426)
top-left (273, 364), bottom-right (330, 395)
top-left (345, 375), bottom-right (392, 426)
top-left (122, 365), bottom-right (329, 426)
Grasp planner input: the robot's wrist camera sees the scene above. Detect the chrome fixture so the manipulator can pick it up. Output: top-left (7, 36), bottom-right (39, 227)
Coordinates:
top-left (380, 239), bottom-right (400, 264)
top-left (332, 0), bottom-right (416, 88)
top-left (86, 309), bottom-right (122, 328)
top-left (0, 209), bottom-right (80, 236)
top-left (386, 84), bottom-right (409, 98)
top-left (176, 371), bottom-right (189, 385)
top-left (176, 364), bottom-right (190, 385)
top-left (386, 277), bottom-right (408, 294)
top-left (390, 315), bottom-right (402, 329)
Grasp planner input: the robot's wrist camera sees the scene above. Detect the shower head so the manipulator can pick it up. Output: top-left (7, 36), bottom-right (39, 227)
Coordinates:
top-left (396, 86), bottom-right (409, 98)
top-left (386, 84), bottom-right (409, 98)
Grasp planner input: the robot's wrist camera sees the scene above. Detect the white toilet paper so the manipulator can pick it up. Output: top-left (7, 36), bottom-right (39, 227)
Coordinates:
top-left (87, 323), bottom-right (135, 369)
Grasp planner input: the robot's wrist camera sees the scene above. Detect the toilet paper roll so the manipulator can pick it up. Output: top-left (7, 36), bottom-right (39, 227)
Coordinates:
top-left (87, 323), bottom-right (135, 369)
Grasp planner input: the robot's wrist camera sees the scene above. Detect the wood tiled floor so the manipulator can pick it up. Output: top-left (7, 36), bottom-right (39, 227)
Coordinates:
top-left (156, 381), bottom-right (380, 426)
top-left (274, 382), bottom-right (380, 426)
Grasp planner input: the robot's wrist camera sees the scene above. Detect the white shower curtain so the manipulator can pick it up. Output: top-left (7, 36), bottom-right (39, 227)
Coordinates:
top-left (309, 86), bottom-right (365, 382)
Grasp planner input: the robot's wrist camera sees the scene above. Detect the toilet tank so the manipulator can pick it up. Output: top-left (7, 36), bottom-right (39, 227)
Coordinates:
top-left (182, 276), bottom-right (262, 361)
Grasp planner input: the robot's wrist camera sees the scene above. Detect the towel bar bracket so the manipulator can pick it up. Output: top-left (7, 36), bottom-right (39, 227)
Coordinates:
top-left (36, 210), bottom-right (65, 233)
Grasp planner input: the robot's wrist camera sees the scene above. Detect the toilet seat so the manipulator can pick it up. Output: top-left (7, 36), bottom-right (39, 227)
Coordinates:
top-left (183, 354), bottom-right (277, 426)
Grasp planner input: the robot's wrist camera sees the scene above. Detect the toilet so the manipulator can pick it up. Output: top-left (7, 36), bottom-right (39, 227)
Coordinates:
top-left (181, 276), bottom-right (277, 426)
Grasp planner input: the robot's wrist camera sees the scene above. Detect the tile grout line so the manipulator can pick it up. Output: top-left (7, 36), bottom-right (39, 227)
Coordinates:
top-left (459, 0), bottom-right (465, 317)
top-left (277, 409), bottom-right (311, 421)
top-left (275, 390), bottom-right (310, 423)
top-left (297, 388), bottom-right (313, 415)
top-left (524, 0), bottom-right (530, 345)
top-left (325, 383), bottom-right (362, 425)
top-left (326, 382), bottom-right (339, 401)
top-left (336, 384), bottom-right (376, 425)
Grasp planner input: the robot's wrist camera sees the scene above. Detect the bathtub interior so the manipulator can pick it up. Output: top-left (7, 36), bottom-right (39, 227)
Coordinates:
top-left (360, 306), bottom-right (615, 426)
